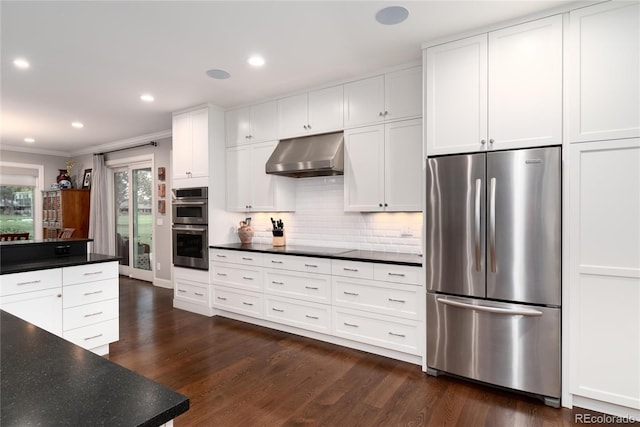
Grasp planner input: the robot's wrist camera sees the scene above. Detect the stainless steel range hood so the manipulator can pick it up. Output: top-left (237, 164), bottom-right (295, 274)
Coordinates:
top-left (265, 132), bottom-right (344, 178)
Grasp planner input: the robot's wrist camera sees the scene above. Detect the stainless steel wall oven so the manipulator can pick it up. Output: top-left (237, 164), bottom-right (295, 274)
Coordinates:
top-left (172, 187), bottom-right (208, 270)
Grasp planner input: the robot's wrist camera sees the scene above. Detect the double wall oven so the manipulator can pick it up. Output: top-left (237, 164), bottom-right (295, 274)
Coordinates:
top-left (172, 187), bottom-right (208, 270)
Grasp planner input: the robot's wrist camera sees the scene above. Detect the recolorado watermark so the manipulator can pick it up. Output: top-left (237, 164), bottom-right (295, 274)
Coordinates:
top-left (575, 413), bottom-right (638, 424)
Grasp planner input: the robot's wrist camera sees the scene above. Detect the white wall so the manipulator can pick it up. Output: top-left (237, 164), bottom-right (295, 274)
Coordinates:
top-left (0, 149), bottom-right (71, 187)
top-left (233, 176), bottom-right (423, 254)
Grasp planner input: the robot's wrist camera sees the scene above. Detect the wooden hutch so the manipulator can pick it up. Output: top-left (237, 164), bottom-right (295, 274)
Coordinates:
top-left (42, 189), bottom-right (90, 239)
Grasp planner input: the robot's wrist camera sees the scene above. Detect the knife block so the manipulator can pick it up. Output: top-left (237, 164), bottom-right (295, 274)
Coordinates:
top-left (272, 230), bottom-right (286, 247)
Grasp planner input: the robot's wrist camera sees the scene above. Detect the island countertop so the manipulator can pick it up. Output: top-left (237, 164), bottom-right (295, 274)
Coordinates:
top-left (0, 310), bottom-right (189, 427)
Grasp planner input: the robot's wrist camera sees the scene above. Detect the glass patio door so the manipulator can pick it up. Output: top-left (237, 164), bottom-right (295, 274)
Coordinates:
top-left (113, 164), bottom-right (153, 282)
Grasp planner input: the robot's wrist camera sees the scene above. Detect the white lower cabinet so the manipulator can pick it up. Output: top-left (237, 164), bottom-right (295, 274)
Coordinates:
top-left (206, 249), bottom-right (424, 363)
top-left (173, 267), bottom-right (212, 316)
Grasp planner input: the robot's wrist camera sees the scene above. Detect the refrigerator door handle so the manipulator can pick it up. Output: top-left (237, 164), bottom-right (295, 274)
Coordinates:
top-left (474, 178), bottom-right (482, 272)
top-left (436, 297), bottom-right (543, 317)
top-left (489, 177), bottom-right (497, 273)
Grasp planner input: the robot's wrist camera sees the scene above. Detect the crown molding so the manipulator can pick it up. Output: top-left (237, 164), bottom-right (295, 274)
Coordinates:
top-left (0, 144), bottom-right (71, 157)
top-left (70, 129), bottom-right (172, 157)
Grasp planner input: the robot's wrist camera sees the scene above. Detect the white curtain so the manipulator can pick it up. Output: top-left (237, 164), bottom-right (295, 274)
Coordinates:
top-left (89, 154), bottom-right (111, 254)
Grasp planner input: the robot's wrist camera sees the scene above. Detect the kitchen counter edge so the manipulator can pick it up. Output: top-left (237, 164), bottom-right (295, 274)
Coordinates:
top-left (0, 253), bottom-right (120, 275)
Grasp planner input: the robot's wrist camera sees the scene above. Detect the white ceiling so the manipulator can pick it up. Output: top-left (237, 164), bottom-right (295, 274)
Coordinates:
top-left (1, 0), bottom-right (575, 156)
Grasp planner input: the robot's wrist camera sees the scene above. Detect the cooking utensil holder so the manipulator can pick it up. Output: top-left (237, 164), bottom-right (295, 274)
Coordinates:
top-left (272, 230), bottom-right (285, 247)
top-left (238, 226), bottom-right (254, 244)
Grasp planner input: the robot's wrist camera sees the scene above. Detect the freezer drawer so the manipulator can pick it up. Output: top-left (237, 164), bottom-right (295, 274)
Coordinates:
top-left (427, 293), bottom-right (560, 399)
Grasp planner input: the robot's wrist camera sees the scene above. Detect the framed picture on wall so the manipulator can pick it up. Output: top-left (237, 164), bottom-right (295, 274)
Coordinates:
top-left (158, 183), bottom-right (166, 198)
top-left (82, 169), bottom-right (92, 190)
top-left (158, 200), bottom-right (166, 214)
top-left (158, 167), bottom-right (166, 181)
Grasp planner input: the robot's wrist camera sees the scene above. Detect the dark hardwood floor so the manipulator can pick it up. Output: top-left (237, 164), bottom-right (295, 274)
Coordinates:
top-left (108, 277), bottom-right (601, 426)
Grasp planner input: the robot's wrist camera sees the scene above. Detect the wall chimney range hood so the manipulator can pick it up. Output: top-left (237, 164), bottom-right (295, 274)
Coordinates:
top-left (265, 132), bottom-right (344, 178)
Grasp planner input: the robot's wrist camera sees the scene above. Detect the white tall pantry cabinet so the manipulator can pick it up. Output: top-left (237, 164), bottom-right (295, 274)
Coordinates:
top-left (566, 1), bottom-right (640, 418)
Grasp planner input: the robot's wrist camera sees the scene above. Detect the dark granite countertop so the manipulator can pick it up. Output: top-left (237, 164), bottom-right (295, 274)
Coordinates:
top-left (210, 243), bottom-right (422, 267)
top-left (0, 310), bottom-right (189, 427)
top-left (0, 238), bottom-right (92, 246)
top-left (0, 253), bottom-right (120, 275)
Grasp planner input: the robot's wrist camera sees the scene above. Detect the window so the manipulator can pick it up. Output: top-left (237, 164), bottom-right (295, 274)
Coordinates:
top-left (0, 162), bottom-right (44, 240)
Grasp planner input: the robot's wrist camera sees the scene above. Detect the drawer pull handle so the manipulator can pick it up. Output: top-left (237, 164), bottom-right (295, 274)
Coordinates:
top-left (178, 289), bottom-right (187, 293)
top-left (388, 273), bottom-right (406, 277)
top-left (84, 290), bottom-right (103, 296)
top-left (242, 302), bottom-right (254, 306)
top-left (216, 254), bottom-right (227, 258)
top-left (242, 257), bottom-right (253, 261)
top-left (272, 308), bottom-right (284, 312)
top-left (344, 322), bottom-right (359, 328)
top-left (194, 292), bottom-right (204, 297)
top-left (343, 291), bottom-right (359, 296)
top-left (304, 264), bottom-right (318, 268)
top-left (271, 260), bottom-right (283, 264)
top-left (217, 296), bottom-right (227, 301)
top-left (272, 281), bottom-right (284, 285)
top-left (305, 315), bottom-right (319, 320)
top-left (242, 276), bottom-right (254, 280)
top-left (388, 332), bottom-right (406, 338)
top-left (343, 267), bottom-right (359, 272)
top-left (388, 298), bottom-right (406, 303)
top-left (84, 311), bottom-right (103, 318)
top-left (17, 280), bottom-right (42, 286)
top-left (216, 273), bottom-right (228, 276)
top-left (305, 286), bottom-right (319, 290)
top-left (83, 271), bottom-right (103, 276)
top-left (84, 333), bottom-right (103, 341)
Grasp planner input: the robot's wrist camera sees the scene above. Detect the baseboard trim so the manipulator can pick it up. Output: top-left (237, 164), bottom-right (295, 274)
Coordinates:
top-left (154, 277), bottom-right (173, 289)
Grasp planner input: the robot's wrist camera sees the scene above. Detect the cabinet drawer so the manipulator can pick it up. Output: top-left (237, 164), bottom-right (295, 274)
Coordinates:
top-left (264, 269), bottom-right (331, 303)
top-left (63, 298), bottom-right (119, 331)
top-left (265, 296), bottom-right (331, 334)
top-left (63, 262), bottom-right (118, 286)
top-left (210, 249), bottom-right (263, 266)
top-left (332, 276), bottom-right (419, 319)
top-left (211, 264), bottom-right (262, 291)
top-left (264, 254), bottom-right (331, 274)
top-left (63, 278), bottom-right (118, 308)
top-left (63, 317), bottom-right (119, 350)
top-left (0, 269), bottom-right (62, 296)
top-left (174, 280), bottom-right (209, 305)
top-left (373, 264), bottom-right (420, 286)
top-left (212, 286), bottom-right (263, 318)
top-left (333, 307), bottom-right (419, 355)
top-left (331, 260), bottom-right (374, 280)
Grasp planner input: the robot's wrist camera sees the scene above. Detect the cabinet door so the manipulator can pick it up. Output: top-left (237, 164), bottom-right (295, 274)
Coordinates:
top-left (225, 146), bottom-right (251, 211)
top-left (189, 108), bottom-right (209, 178)
top-left (384, 119), bottom-right (422, 212)
top-left (1, 287), bottom-right (63, 336)
top-left (277, 93), bottom-right (309, 139)
top-left (569, 2), bottom-right (640, 142)
top-left (425, 34), bottom-right (488, 155)
top-left (569, 138), bottom-right (640, 409)
top-left (344, 125), bottom-right (385, 211)
top-left (308, 85), bottom-right (344, 134)
top-left (488, 15), bottom-right (562, 150)
top-left (250, 101), bottom-right (277, 142)
top-left (225, 107), bottom-right (251, 146)
top-left (250, 141), bottom-right (279, 211)
top-left (385, 66), bottom-right (422, 121)
top-left (344, 75), bottom-right (385, 128)
top-left (172, 112), bottom-right (192, 180)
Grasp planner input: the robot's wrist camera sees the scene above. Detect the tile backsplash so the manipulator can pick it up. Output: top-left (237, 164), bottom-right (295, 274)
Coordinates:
top-left (238, 176), bottom-right (423, 254)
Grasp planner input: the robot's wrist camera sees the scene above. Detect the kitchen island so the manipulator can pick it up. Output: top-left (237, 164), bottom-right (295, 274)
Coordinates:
top-left (0, 310), bottom-right (189, 427)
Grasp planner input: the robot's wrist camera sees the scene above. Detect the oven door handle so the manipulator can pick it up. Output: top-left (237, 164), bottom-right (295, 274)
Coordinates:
top-left (173, 226), bottom-right (207, 232)
top-left (173, 201), bottom-right (207, 205)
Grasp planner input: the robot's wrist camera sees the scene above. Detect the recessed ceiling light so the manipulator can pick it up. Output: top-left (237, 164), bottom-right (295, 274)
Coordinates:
top-left (71, 122), bottom-right (84, 129)
top-left (24, 137), bottom-right (35, 143)
top-left (248, 56), bottom-right (265, 67)
top-left (13, 58), bottom-right (30, 69)
top-left (375, 6), bottom-right (409, 25)
top-left (140, 94), bottom-right (155, 102)
top-left (206, 69), bottom-right (231, 79)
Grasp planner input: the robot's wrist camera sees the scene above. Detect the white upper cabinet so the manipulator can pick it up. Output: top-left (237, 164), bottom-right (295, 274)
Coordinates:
top-left (226, 101), bottom-right (277, 146)
top-left (425, 15), bottom-right (562, 155)
top-left (344, 119), bottom-right (422, 212)
top-left (568, 1), bottom-right (640, 143)
top-left (172, 107), bottom-right (210, 183)
top-left (277, 85), bottom-right (343, 139)
top-left (344, 66), bottom-right (422, 128)
top-left (226, 141), bottom-right (295, 212)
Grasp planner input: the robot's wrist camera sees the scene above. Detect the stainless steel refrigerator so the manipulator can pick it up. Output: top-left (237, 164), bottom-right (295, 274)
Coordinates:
top-left (426, 146), bottom-right (561, 407)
